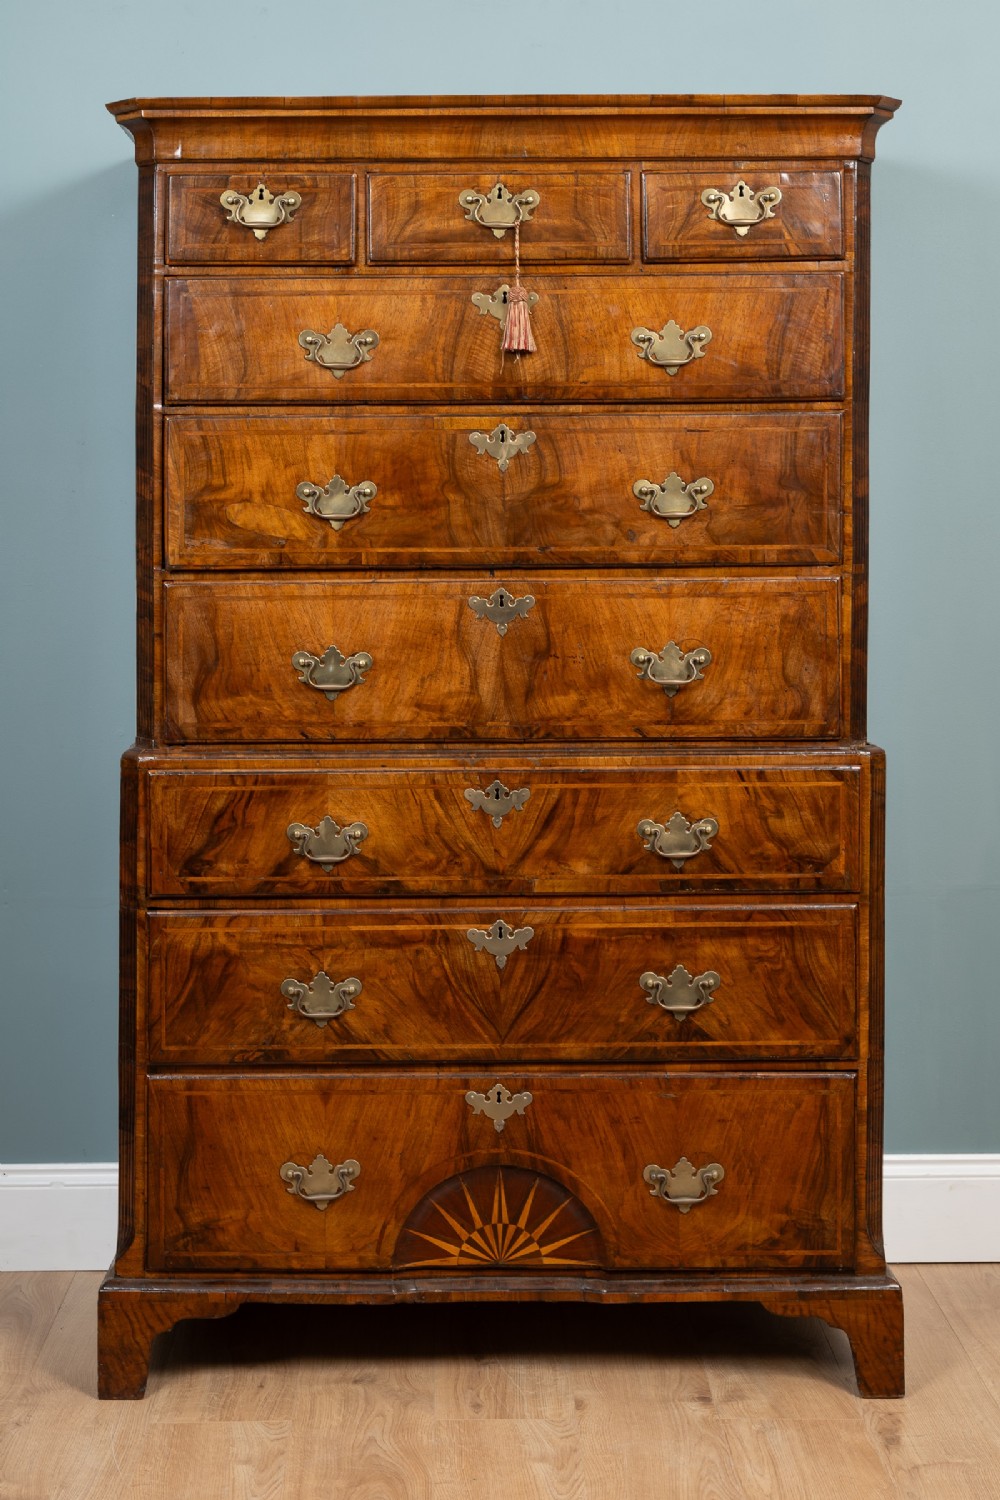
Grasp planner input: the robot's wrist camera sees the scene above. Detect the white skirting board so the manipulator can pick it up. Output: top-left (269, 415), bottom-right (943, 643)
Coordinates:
top-left (1, 1156), bottom-right (998, 1271)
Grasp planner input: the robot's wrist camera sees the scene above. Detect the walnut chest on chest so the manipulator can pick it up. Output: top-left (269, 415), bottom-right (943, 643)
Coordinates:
top-left (101, 93), bottom-right (903, 1399)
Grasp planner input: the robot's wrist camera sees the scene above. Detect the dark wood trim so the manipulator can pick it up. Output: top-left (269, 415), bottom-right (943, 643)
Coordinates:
top-left (98, 1268), bottom-right (903, 1399)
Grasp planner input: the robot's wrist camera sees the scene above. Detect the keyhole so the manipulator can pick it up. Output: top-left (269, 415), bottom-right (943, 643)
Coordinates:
top-left (257, 186), bottom-right (266, 201)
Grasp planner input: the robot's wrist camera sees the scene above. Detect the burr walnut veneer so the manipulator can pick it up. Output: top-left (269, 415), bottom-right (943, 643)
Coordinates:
top-left (102, 93), bottom-right (902, 1400)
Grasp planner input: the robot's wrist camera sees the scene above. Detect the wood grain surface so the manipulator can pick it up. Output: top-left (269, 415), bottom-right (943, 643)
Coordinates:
top-left (166, 170), bottom-right (356, 264)
top-left (643, 168), bottom-right (844, 261)
top-left (164, 273), bottom-right (845, 404)
top-left (368, 168), bottom-right (631, 264)
top-left (161, 575), bottom-right (844, 743)
top-left (144, 756), bottom-right (863, 897)
top-left (107, 92), bottom-right (902, 166)
top-left (145, 1070), bottom-right (855, 1273)
top-left (146, 901), bottom-right (859, 1065)
top-left (164, 410), bottom-right (844, 570)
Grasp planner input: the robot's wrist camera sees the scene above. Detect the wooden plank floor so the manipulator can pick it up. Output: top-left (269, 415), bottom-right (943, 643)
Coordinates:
top-left (1, 1266), bottom-right (998, 1498)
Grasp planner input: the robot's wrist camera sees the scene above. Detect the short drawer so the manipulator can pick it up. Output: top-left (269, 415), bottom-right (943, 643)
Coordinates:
top-left (165, 170), bottom-right (356, 264)
top-left (147, 903), bottom-right (859, 1065)
top-left (144, 757), bottom-right (862, 898)
top-left (643, 168), bottom-right (844, 261)
top-left (367, 168), bottom-right (631, 264)
top-left (161, 575), bottom-right (843, 743)
top-left (147, 1070), bottom-right (855, 1272)
top-left (164, 411), bottom-right (843, 570)
top-left (163, 273), bottom-right (844, 404)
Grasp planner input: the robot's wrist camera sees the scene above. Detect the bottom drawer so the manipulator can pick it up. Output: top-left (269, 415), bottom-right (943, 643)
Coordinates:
top-left (148, 1071), bottom-right (855, 1273)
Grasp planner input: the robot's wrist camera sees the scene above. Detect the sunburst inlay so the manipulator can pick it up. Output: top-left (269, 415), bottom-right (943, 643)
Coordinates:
top-left (394, 1166), bottom-right (604, 1270)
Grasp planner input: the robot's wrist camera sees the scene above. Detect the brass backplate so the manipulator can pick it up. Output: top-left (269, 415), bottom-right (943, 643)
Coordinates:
top-left (297, 474), bottom-right (377, 531)
top-left (291, 644), bottom-right (372, 701)
top-left (465, 1082), bottom-right (534, 1133)
top-left (469, 423), bottom-right (537, 472)
top-left (631, 319), bottom-right (712, 374)
top-left (630, 641), bottom-right (712, 697)
top-left (298, 323), bottom-right (379, 377)
top-left (281, 972), bottom-right (362, 1027)
top-left (464, 780), bottom-right (531, 828)
top-left (633, 471), bottom-right (714, 527)
top-left (640, 965), bottom-right (721, 1018)
top-left (468, 587), bottom-right (536, 636)
top-left (643, 1157), bottom-right (725, 1213)
top-left (219, 181), bottom-right (302, 239)
top-left (701, 180), bottom-right (782, 236)
top-left (286, 815), bottom-right (369, 871)
top-left (466, 919), bottom-right (535, 970)
top-left (459, 182), bottom-right (540, 237)
top-left (279, 1153), bottom-right (361, 1210)
top-left (636, 811), bottom-right (719, 870)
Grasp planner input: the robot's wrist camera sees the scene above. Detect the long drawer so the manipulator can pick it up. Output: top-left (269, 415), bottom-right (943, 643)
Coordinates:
top-left (143, 757), bottom-right (862, 897)
top-left (147, 1070), bottom-right (856, 1272)
top-left (164, 273), bottom-right (845, 403)
top-left (161, 575), bottom-right (843, 743)
top-left (164, 411), bottom-right (843, 570)
top-left (147, 903), bottom-right (859, 1065)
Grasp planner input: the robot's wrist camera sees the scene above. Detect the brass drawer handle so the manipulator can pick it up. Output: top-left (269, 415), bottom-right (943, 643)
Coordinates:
top-left (640, 965), bottom-right (721, 1018)
top-left (701, 179), bottom-right (782, 237)
top-left (637, 812), bottom-right (719, 870)
top-left (286, 815), bottom-right (369, 871)
top-left (631, 641), bottom-right (712, 697)
top-left (468, 587), bottom-right (536, 636)
top-left (291, 644), bottom-right (372, 702)
top-left (466, 919), bottom-right (534, 970)
top-left (643, 1158), bottom-right (725, 1213)
top-left (466, 1082), bottom-right (534, 1134)
top-left (298, 322), bottom-right (379, 378)
top-left (219, 180), bottom-right (302, 240)
top-left (279, 1152), bottom-right (360, 1210)
top-left (633, 471), bottom-right (714, 527)
top-left (281, 972), bottom-right (362, 1027)
top-left (297, 475), bottom-right (377, 531)
top-left (459, 181), bottom-right (540, 237)
top-left (469, 423), bottom-right (536, 472)
top-left (464, 779), bottom-right (531, 828)
top-left (631, 320), bottom-right (712, 375)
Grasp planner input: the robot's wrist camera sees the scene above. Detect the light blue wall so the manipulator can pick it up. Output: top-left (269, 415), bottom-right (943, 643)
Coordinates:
top-left (1, 0), bottom-right (997, 1160)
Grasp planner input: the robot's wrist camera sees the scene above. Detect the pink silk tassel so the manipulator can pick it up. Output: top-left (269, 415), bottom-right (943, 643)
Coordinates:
top-left (502, 283), bottom-right (536, 353)
top-left (501, 222), bottom-right (536, 355)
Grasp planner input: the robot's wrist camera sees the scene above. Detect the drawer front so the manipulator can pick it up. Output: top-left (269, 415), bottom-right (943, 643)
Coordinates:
top-left (643, 168), bottom-right (844, 261)
top-left (161, 576), bottom-right (843, 743)
top-left (166, 171), bottom-right (356, 264)
top-left (147, 1070), bottom-right (855, 1272)
top-left (148, 903), bottom-right (858, 1065)
top-left (146, 760), bottom-right (861, 897)
top-left (164, 411), bottom-right (842, 570)
top-left (367, 169), bottom-right (631, 263)
top-left (164, 273), bottom-right (844, 404)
